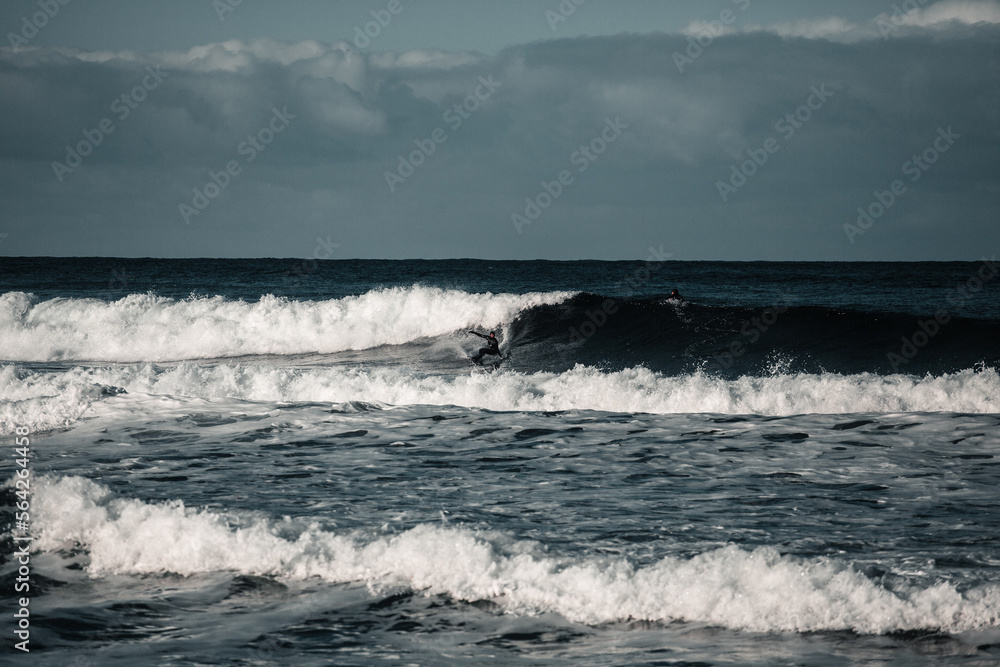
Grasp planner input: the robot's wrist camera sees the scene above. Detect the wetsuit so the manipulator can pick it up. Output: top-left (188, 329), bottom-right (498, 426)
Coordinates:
top-left (469, 331), bottom-right (501, 362)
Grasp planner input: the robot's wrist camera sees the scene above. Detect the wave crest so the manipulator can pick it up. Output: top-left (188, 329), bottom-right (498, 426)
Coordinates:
top-left (25, 475), bottom-right (1000, 634)
top-left (0, 287), bottom-right (576, 362)
top-left (2, 364), bottom-right (998, 434)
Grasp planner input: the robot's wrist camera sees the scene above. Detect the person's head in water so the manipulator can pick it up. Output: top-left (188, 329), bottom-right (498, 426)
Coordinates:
top-left (670, 289), bottom-right (681, 298)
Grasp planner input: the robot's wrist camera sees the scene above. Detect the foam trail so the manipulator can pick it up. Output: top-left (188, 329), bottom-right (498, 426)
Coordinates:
top-left (0, 364), bottom-right (127, 435)
top-left (26, 475), bottom-right (1000, 634)
top-left (2, 364), bottom-right (998, 435)
top-left (0, 288), bottom-right (575, 362)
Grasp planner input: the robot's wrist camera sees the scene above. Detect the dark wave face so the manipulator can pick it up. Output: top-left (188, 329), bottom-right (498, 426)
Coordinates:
top-left (507, 294), bottom-right (1000, 377)
top-left (1, 258), bottom-right (997, 380)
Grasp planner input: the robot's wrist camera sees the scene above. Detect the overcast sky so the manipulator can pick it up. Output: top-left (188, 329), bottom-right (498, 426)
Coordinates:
top-left (1, 0), bottom-right (998, 260)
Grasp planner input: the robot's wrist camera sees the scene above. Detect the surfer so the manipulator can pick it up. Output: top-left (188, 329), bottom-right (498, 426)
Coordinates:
top-left (468, 330), bottom-right (502, 363)
top-left (668, 289), bottom-right (685, 303)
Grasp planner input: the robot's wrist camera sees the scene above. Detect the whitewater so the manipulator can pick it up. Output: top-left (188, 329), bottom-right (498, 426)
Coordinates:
top-left (2, 258), bottom-right (999, 665)
top-left (0, 287), bottom-right (575, 362)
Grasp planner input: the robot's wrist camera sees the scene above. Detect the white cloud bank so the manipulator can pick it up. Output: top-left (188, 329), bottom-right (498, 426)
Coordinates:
top-left (747, 0), bottom-right (1000, 41)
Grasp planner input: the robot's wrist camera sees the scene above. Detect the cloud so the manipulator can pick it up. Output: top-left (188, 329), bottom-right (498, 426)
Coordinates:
top-left (897, 0), bottom-right (1000, 27)
top-left (747, 0), bottom-right (1000, 42)
top-left (0, 12), bottom-right (997, 260)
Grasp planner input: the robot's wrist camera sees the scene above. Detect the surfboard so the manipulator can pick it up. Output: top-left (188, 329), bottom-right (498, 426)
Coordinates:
top-left (470, 352), bottom-right (510, 371)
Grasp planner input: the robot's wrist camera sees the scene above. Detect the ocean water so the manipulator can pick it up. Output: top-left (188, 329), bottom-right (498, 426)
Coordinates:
top-left (2, 257), bottom-right (999, 666)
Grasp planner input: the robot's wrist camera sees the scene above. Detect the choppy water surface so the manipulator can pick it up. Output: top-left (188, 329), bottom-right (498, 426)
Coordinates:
top-left (2, 259), bottom-right (999, 665)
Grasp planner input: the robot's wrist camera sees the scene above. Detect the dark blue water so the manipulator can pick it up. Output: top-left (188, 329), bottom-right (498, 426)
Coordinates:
top-left (2, 258), bottom-right (999, 665)
top-left (2, 258), bottom-right (998, 377)
top-left (4, 258), bottom-right (999, 317)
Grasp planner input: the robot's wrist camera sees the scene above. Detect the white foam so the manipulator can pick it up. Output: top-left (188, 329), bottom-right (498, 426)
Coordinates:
top-left (3, 363), bottom-right (998, 435)
top-left (0, 288), bottom-right (575, 362)
top-left (25, 475), bottom-right (1000, 634)
top-left (0, 364), bottom-right (125, 435)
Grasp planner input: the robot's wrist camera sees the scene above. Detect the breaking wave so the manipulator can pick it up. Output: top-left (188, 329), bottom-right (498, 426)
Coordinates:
top-left (24, 475), bottom-right (1000, 635)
